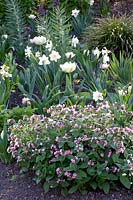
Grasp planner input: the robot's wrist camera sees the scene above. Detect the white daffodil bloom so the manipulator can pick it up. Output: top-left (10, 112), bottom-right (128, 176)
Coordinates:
top-left (65, 52), bottom-right (75, 58)
top-left (83, 49), bottom-right (90, 56)
top-left (93, 91), bottom-right (103, 101)
top-left (0, 65), bottom-right (12, 80)
top-left (49, 50), bottom-right (61, 62)
top-left (103, 54), bottom-right (110, 63)
top-left (2, 34), bottom-right (8, 39)
top-left (71, 9), bottom-right (80, 18)
top-left (128, 86), bottom-right (132, 94)
top-left (25, 46), bottom-right (32, 58)
top-left (30, 36), bottom-right (46, 45)
top-left (38, 54), bottom-right (50, 65)
top-left (92, 47), bottom-right (100, 58)
top-left (28, 14), bottom-right (36, 19)
top-left (118, 89), bottom-right (126, 96)
top-left (102, 47), bottom-right (111, 55)
top-left (60, 62), bottom-right (77, 73)
top-left (35, 51), bottom-right (41, 58)
top-left (89, 0), bottom-right (94, 6)
top-left (71, 36), bottom-right (79, 48)
top-left (46, 40), bottom-right (53, 52)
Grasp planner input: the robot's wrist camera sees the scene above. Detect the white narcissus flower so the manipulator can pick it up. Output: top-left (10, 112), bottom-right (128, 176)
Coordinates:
top-left (102, 47), bottom-right (111, 55)
top-left (60, 62), bottom-right (77, 73)
top-left (49, 50), bottom-right (61, 62)
top-left (92, 47), bottom-right (101, 58)
top-left (103, 54), bottom-right (110, 63)
top-left (2, 34), bottom-right (8, 39)
top-left (71, 36), bottom-right (79, 48)
top-left (35, 51), bottom-right (41, 58)
top-left (46, 40), bottom-right (53, 52)
top-left (93, 91), bottom-right (103, 101)
top-left (89, 0), bottom-right (94, 6)
top-left (128, 86), bottom-right (132, 94)
top-left (25, 46), bottom-right (32, 58)
top-left (118, 89), bottom-right (126, 97)
top-left (71, 9), bottom-right (80, 18)
top-left (83, 49), bottom-right (90, 56)
top-left (65, 52), bottom-right (75, 58)
top-left (38, 54), bottom-right (50, 65)
top-left (30, 36), bottom-right (46, 45)
top-left (100, 63), bottom-right (109, 69)
top-left (28, 14), bottom-right (36, 19)
top-left (0, 65), bottom-right (12, 80)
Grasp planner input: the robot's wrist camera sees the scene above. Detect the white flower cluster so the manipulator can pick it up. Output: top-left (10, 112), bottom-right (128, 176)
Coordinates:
top-left (118, 85), bottom-right (132, 97)
top-left (25, 34), bottom-right (78, 73)
top-left (0, 64), bottom-right (12, 80)
top-left (92, 47), bottom-right (111, 69)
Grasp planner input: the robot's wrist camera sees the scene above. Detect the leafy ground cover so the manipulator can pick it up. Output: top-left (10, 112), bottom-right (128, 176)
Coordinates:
top-left (0, 161), bottom-right (133, 200)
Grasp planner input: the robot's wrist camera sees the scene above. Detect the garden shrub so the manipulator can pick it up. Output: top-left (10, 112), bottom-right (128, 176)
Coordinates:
top-left (7, 103), bottom-right (133, 194)
top-left (83, 15), bottom-right (133, 55)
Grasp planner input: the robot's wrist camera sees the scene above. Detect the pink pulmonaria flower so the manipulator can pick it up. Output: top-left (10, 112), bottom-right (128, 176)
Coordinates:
top-left (116, 147), bottom-right (125, 154)
top-left (82, 135), bottom-right (89, 141)
top-left (112, 166), bottom-right (118, 173)
top-left (55, 136), bottom-right (61, 143)
top-left (56, 122), bottom-right (64, 128)
top-left (17, 155), bottom-right (21, 161)
top-left (106, 167), bottom-right (109, 172)
top-left (56, 178), bottom-right (62, 183)
top-left (80, 158), bottom-right (84, 161)
top-left (107, 150), bottom-right (112, 158)
top-left (129, 163), bottom-right (133, 170)
top-left (51, 144), bottom-right (58, 151)
top-left (100, 153), bottom-right (104, 157)
top-left (64, 171), bottom-right (71, 177)
top-left (64, 150), bottom-right (72, 155)
top-left (56, 168), bottom-right (62, 175)
top-left (103, 140), bottom-right (108, 147)
top-left (56, 178), bottom-right (65, 184)
top-left (88, 160), bottom-right (94, 166)
top-left (71, 159), bottom-right (76, 163)
top-left (22, 97), bottom-right (31, 106)
top-left (72, 173), bottom-right (77, 179)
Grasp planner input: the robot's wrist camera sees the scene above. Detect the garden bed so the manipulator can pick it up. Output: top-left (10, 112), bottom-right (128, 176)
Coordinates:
top-left (0, 161), bottom-right (133, 200)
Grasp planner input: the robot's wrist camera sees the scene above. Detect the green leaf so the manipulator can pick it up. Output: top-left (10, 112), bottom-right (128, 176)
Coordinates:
top-left (68, 185), bottom-right (78, 194)
top-left (102, 182), bottom-right (110, 194)
top-left (61, 188), bottom-right (68, 196)
top-left (78, 170), bottom-right (87, 178)
top-left (108, 174), bottom-right (118, 181)
top-left (43, 182), bottom-right (49, 193)
top-left (120, 175), bottom-right (131, 189)
top-left (90, 182), bottom-right (97, 190)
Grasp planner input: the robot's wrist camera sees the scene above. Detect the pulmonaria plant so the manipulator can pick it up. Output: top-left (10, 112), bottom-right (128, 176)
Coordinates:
top-left (7, 102), bottom-right (133, 194)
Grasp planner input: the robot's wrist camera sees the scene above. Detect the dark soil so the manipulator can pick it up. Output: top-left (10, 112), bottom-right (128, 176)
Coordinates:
top-left (0, 161), bottom-right (133, 200)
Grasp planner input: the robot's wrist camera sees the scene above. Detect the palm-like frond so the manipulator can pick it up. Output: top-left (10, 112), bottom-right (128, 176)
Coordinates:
top-left (5, 0), bottom-right (27, 57)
